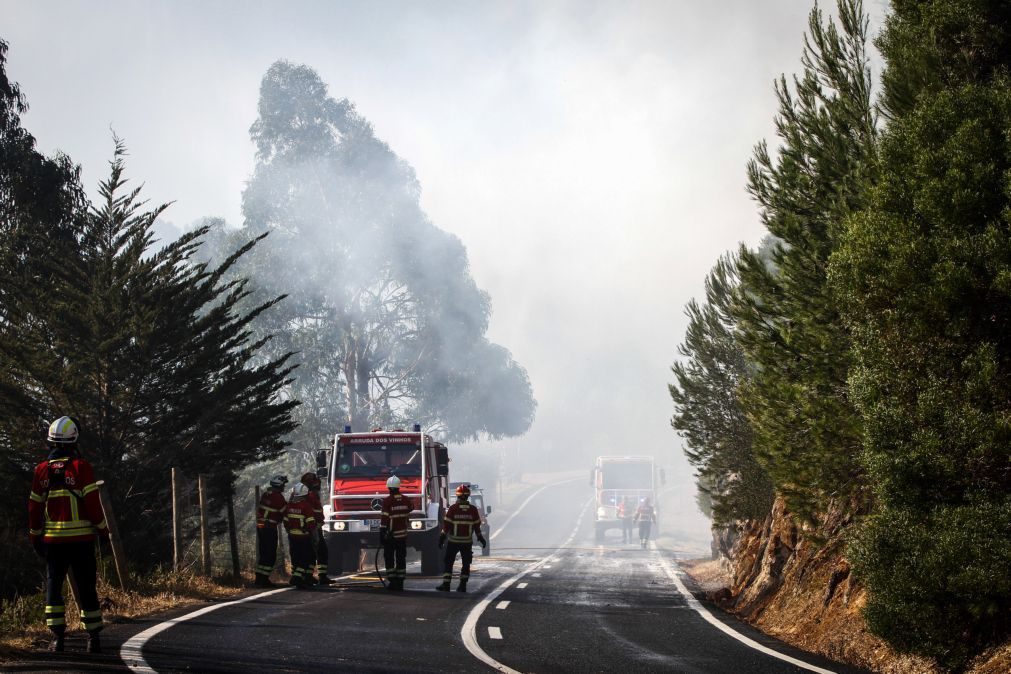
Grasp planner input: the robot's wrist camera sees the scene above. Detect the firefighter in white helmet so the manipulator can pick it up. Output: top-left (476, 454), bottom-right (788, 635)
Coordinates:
top-left (380, 475), bottom-right (413, 591)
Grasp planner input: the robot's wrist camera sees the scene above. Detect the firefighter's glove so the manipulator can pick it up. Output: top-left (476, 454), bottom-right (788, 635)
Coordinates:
top-left (379, 528), bottom-right (388, 545)
top-left (31, 537), bottom-right (46, 558)
top-left (438, 534), bottom-right (446, 549)
top-left (478, 537), bottom-right (487, 549)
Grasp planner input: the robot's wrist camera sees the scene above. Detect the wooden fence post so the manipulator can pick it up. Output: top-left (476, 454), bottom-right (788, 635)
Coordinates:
top-left (226, 486), bottom-right (240, 579)
top-left (198, 474), bottom-right (210, 576)
top-left (96, 480), bottom-right (129, 590)
top-left (172, 467), bottom-right (181, 572)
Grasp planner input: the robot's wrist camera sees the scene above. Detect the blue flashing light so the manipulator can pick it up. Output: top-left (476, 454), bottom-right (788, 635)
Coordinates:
top-left (343, 425), bottom-right (352, 433)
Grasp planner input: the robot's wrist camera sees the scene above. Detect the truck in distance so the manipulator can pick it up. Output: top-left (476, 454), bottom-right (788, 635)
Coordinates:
top-left (591, 455), bottom-right (663, 542)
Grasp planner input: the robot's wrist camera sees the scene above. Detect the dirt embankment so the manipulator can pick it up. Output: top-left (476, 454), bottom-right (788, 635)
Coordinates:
top-left (681, 497), bottom-right (1010, 674)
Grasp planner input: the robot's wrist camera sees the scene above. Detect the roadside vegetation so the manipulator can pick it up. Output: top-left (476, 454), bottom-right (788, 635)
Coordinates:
top-left (0, 569), bottom-right (246, 657)
top-left (0, 24), bottom-right (534, 631)
top-left (670, 1), bottom-right (1011, 671)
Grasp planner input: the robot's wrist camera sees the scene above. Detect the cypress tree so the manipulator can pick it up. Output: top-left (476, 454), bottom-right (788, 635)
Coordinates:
top-left (831, 1), bottom-right (1011, 667)
top-left (59, 141), bottom-right (300, 565)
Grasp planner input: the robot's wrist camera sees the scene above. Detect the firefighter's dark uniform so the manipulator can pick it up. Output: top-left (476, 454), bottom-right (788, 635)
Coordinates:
top-left (438, 500), bottom-right (484, 592)
top-left (28, 449), bottom-right (109, 644)
top-left (255, 487), bottom-right (287, 585)
top-left (380, 492), bottom-right (413, 591)
top-left (306, 487), bottom-right (330, 584)
top-left (284, 498), bottom-right (316, 588)
top-left (634, 501), bottom-right (656, 548)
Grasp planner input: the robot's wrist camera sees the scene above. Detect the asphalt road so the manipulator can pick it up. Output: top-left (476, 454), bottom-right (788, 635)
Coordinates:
top-left (3, 478), bottom-right (870, 674)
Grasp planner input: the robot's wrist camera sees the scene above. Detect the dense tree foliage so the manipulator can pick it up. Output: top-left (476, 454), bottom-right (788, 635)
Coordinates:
top-left (670, 253), bottom-right (773, 525)
top-left (0, 37), bottom-right (86, 598)
top-left (0, 40), bottom-right (298, 592)
top-left (200, 61), bottom-right (535, 448)
top-left (732, 0), bottom-right (877, 520)
top-left (831, 1), bottom-right (1011, 667)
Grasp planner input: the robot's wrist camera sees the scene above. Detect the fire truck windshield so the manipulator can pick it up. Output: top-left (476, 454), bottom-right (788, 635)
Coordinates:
top-left (601, 462), bottom-right (652, 489)
top-left (335, 444), bottom-right (423, 477)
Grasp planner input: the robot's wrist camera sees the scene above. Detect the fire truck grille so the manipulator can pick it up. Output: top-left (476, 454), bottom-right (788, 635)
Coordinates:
top-left (335, 498), bottom-right (380, 513)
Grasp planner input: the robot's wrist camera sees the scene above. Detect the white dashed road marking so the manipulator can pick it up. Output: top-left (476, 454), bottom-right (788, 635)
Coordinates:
top-left (496, 601), bottom-right (510, 610)
top-left (489, 627), bottom-right (503, 640)
top-left (517, 582), bottom-right (528, 589)
top-left (461, 497), bottom-right (592, 673)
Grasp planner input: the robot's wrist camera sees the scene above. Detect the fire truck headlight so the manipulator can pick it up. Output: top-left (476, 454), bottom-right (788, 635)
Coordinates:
top-left (597, 507), bottom-right (607, 519)
top-left (410, 520), bottom-right (424, 530)
top-left (334, 521), bottom-right (347, 532)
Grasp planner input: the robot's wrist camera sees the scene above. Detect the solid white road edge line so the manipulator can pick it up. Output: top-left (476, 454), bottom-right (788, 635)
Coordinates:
top-left (121, 572), bottom-right (359, 674)
top-left (653, 544), bottom-right (838, 674)
top-left (120, 586), bottom-right (292, 673)
top-left (461, 496), bottom-right (593, 674)
top-left (489, 476), bottom-right (583, 541)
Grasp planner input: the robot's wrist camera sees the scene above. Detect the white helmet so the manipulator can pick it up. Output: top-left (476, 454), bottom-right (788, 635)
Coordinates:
top-left (269, 474), bottom-right (289, 489)
top-left (386, 476), bottom-right (401, 490)
top-left (47, 416), bottom-right (79, 444)
top-left (290, 483), bottom-right (309, 500)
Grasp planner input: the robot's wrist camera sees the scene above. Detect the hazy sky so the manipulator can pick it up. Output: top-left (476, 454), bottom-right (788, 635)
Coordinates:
top-left (3, 0), bottom-right (887, 544)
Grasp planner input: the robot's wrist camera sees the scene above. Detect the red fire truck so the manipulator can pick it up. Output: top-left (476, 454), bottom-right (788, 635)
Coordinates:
top-left (591, 455), bottom-right (664, 542)
top-left (317, 425), bottom-right (450, 575)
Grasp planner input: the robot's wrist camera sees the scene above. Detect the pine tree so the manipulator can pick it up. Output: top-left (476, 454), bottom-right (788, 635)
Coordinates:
top-left (733, 0), bottom-right (877, 520)
top-left (670, 253), bottom-right (773, 526)
top-left (831, 1), bottom-right (1011, 667)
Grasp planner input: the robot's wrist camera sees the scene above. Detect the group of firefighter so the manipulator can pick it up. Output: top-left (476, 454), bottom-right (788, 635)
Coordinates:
top-left (25, 415), bottom-right (487, 655)
top-left (255, 473), bottom-right (486, 593)
top-left (616, 496), bottom-right (657, 548)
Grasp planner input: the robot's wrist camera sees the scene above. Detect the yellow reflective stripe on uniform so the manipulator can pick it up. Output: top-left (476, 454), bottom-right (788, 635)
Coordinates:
top-left (47, 489), bottom-right (78, 498)
top-left (46, 617), bottom-right (66, 626)
top-left (45, 605), bottom-right (65, 613)
top-left (261, 505), bottom-right (280, 512)
top-left (81, 483), bottom-right (99, 496)
top-left (81, 609), bottom-right (102, 618)
top-left (45, 520), bottom-right (96, 530)
top-left (30, 491), bottom-right (44, 503)
top-left (44, 527), bottom-right (97, 538)
top-left (95, 520), bottom-right (108, 531)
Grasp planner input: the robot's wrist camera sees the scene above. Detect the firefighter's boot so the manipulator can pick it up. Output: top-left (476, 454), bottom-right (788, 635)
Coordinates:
top-left (436, 581), bottom-right (451, 591)
top-left (318, 574), bottom-right (335, 587)
top-left (47, 636), bottom-right (64, 653)
top-left (87, 632), bottom-right (102, 654)
top-left (254, 573), bottom-right (274, 588)
top-left (456, 580), bottom-right (468, 593)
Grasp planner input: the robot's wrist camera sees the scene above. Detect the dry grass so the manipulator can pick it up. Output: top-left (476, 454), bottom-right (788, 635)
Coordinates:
top-left (0, 569), bottom-right (250, 657)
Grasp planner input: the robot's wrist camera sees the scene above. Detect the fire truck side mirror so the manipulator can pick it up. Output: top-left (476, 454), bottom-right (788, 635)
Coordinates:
top-left (486, 506), bottom-right (492, 515)
top-left (434, 446), bottom-right (450, 477)
top-left (315, 450), bottom-right (329, 469)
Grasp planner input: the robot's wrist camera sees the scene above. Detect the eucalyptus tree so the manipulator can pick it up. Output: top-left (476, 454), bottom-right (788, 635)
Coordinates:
top-left (213, 60), bottom-right (535, 446)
